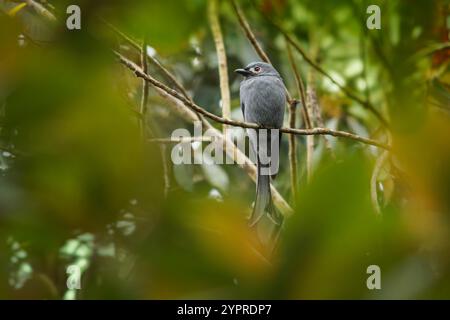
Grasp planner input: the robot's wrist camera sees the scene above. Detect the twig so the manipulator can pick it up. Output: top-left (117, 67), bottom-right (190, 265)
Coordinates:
top-left (102, 19), bottom-right (193, 102)
top-left (286, 40), bottom-right (315, 187)
top-left (286, 40), bottom-right (311, 129)
top-left (285, 44), bottom-right (301, 198)
top-left (230, 0), bottom-right (271, 64)
top-left (117, 52), bottom-right (391, 150)
top-left (287, 100), bottom-right (298, 199)
top-left (208, 0), bottom-right (231, 134)
top-left (230, 0), bottom-right (294, 105)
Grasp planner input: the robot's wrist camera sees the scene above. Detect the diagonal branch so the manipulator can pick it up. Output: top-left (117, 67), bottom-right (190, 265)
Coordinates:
top-left (286, 40), bottom-right (311, 129)
top-left (102, 19), bottom-right (193, 102)
top-left (230, 0), bottom-right (271, 64)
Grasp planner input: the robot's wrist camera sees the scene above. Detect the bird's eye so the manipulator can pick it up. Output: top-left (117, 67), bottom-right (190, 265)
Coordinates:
top-left (253, 66), bottom-right (261, 73)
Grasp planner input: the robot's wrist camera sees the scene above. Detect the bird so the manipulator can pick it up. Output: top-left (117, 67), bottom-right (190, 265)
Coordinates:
top-left (235, 62), bottom-right (286, 228)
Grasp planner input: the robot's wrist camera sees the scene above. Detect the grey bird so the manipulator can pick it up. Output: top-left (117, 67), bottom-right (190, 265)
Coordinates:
top-left (235, 62), bottom-right (286, 227)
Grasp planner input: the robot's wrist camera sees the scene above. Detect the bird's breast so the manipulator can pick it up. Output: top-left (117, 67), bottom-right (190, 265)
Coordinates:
top-left (240, 76), bottom-right (286, 128)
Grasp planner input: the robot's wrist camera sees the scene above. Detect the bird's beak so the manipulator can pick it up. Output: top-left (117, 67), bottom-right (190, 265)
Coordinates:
top-left (234, 68), bottom-right (251, 76)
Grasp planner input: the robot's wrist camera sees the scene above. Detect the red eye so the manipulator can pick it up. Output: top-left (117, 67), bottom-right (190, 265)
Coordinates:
top-left (254, 66), bottom-right (261, 72)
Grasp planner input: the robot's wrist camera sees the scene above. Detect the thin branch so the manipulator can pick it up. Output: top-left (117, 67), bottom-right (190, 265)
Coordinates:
top-left (286, 40), bottom-right (316, 187)
top-left (230, 0), bottom-right (271, 64)
top-left (208, 0), bottom-right (231, 134)
top-left (286, 40), bottom-right (311, 129)
top-left (230, 0), bottom-right (294, 105)
top-left (117, 53), bottom-right (391, 149)
top-left (287, 101), bottom-right (298, 199)
top-left (285, 44), bottom-right (301, 198)
top-left (102, 19), bottom-right (193, 102)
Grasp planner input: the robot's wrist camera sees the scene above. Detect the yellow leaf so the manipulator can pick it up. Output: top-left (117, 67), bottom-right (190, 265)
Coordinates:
top-left (7, 3), bottom-right (27, 17)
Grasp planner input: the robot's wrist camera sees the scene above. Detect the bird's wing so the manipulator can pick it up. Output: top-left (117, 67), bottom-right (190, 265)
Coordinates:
top-left (241, 101), bottom-right (246, 121)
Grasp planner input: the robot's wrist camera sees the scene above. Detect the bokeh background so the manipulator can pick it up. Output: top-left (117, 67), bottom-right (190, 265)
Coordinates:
top-left (0, 0), bottom-right (449, 299)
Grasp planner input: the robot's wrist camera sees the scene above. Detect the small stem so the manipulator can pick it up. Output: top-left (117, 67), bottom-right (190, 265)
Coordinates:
top-left (230, 0), bottom-right (271, 64)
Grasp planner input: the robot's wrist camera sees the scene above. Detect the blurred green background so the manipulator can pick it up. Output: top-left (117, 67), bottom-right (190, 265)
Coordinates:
top-left (0, 0), bottom-right (449, 299)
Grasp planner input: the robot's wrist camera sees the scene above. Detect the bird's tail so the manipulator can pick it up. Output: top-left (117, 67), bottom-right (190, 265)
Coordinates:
top-left (249, 162), bottom-right (276, 227)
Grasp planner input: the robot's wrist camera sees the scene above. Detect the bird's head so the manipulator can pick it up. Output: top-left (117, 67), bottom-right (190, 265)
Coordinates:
top-left (234, 62), bottom-right (280, 79)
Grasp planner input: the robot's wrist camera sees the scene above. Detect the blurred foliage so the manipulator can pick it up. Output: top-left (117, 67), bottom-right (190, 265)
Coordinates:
top-left (0, 0), bottom-right (449, 299)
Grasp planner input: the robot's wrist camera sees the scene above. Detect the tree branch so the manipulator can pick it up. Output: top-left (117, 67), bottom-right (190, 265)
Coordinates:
top-left (286, 40), bottom-right (314, 188)
top-left (102, 19), bottom-right (193, 102)
top-left (208, 0), bottom-right (231, 134)
top-left (230, 0), bottom-right (271, 64)
top-left (285, 44), bottom-right (300, 198)
top-left (286, 40), bottom-right (311, 129)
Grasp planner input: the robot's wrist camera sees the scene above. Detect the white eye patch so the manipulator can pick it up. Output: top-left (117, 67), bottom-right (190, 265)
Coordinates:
top-left (252, 66), bottom-right (262, 73)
